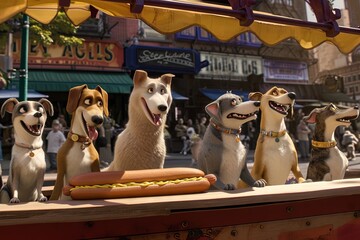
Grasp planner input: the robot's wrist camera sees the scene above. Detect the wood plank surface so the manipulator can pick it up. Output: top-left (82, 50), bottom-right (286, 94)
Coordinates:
top-left (1, 178), bottom-right (360, 227)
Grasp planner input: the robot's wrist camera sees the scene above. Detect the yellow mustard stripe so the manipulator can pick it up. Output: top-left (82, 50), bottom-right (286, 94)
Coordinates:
top-left (70, 177), bottom-right (205, 191)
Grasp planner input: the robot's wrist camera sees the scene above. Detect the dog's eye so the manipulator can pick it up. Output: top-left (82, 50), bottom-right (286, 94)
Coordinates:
top-left (97, 100), bottom-right (103, 107)
top-left (19, 106), bottom-right (27, 113)
top-left (147, 88), bottom-right (154, 94)
top-left (160, 88), bottom-right (167, 95)
top-left (231, 99), bottom-right (237, 106)
top-left (84, 98), bottom-right (91, 105)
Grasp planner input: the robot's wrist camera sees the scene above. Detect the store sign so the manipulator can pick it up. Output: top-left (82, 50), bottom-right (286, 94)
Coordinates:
top-left (264, 59), bottom-right (309, 84)
top-left (137, 49), bottom-right (194, 68)
top-left (196, 51), bottom-right (263, 81)
top-left (12, 39), bottom-right (124, 70)
top-left (125, 45), bottom-right (205, 73)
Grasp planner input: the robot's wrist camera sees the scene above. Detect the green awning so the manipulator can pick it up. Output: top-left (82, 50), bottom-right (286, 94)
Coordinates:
top-left (9, 70), bottom-right (133, 94)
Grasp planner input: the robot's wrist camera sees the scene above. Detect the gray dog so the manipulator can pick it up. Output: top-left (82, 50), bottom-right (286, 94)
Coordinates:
top-left (197, 92), bottom-right (267, 190)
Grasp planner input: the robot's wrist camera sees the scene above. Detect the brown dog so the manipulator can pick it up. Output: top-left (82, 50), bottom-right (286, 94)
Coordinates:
top-left (50, 85), bottom-right (108, 200)
top-left (246, 86), bottom-right (305, 185)
top-left (304, 104), bottom-right (359, 181)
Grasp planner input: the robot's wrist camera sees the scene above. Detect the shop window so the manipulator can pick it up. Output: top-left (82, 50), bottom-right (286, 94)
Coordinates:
top-left (139, 21), bottom-right (166, 41)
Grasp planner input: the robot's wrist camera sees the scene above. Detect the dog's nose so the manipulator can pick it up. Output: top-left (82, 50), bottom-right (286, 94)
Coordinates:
top-left (33, 112), bottom-right (42, 118)
top-left (158, 105), bottom-right (168, 112)
top-left (354, 105), bottom-right (359, 110)
top-left (287, 92), bottom-right (296, 100)
top-left (92, 115), bottom-right (104, 125)
top-left (254, 101), bottom-right (260, 107)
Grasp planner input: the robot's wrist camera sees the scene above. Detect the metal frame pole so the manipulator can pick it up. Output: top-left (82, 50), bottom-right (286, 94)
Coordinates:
top-left (19, 14), bottom-right (29, 101)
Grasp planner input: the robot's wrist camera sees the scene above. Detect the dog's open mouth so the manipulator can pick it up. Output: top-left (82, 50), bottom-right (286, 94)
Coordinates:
top-left (269, 101), bottom-right (291, 115)
top-left (82, 114), bottom-right (98, 141)
top-left (336, 115), bottom-right (358, 123)
top-left (21, 121), bottom-right (42, 136)
top-left (141, 98), bottom-right (162, 126)
top-left (227, 112), bottom-right (256, 120)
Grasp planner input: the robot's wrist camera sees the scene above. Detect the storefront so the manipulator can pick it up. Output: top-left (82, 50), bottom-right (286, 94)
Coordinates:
top-left (8, 39), bottom-right (132, 125)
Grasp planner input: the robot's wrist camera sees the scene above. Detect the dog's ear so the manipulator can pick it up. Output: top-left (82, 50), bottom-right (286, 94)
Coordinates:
top-left (95, 85), bottom-right (109, 117)
top-left (160, 73), bottom-right (175, 86)
top-left (133, 70), bottom-right (148, 87)
top-left (303, 108), bottom-right (321, 124)
top-left (1, 98), bottom-right (19, 118)
top-left (249, 92), bottom-right (263, 101)
top-left (205, 101), bottom-right (221, 123)
top-left (39, 98), bottom-right (54, 117)
top-left (66, 84), bottom-right (88, 113)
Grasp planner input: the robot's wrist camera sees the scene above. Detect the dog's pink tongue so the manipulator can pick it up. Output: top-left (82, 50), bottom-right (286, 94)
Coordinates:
top-left (88, 126), bottom-right (98, 140)
top-left (154, 114), bottom-right (162, 126)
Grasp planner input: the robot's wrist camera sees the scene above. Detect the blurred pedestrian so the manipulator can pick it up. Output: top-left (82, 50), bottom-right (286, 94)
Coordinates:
top-left (296, 119), bottom-right (311, 160)
top-left (342, 130), bottom-right (359, 160)
top-left (174, 118), bottom-right (187, 155)
top-left (46, 119), bottom-right (66, 171)
top-left (199, 116), bottom-right (207, 139)
top-left (57, 114), bottom-right (67, 131)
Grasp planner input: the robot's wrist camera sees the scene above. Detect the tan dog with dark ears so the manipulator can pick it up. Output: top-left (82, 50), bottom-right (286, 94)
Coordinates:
top-left (50, 85), bottom-right (109, 200)
top-left (0, 98), bottom-right (53, 203)
top-left (245, 86), bottom-right (305, 186)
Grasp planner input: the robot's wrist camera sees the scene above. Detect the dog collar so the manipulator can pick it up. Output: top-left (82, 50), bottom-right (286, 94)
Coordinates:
top-left (15, 142), bottom-right (42, 158)
top-left (311, 140), bottom-right (337, 148)
top-left (68, 132), bottom-right (91, 150)
top-left (210, 120), bottom-right (241, 142)
top-left (260, 129), bottom-right (287, 143)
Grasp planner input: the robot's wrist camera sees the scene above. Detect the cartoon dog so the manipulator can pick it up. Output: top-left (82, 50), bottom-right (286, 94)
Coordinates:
top-left (0, 98), bottom-right (53, 203)
top-left (304, 104), bottom-right (359, 181)
top-left (248, 86), bottom-right (305, 185)
top-left (197, 92), bottom-right (267, 190)
top-left (50, 85), bottom-right (108, 200)
top-left (107, 70), bottom-right (173, 171)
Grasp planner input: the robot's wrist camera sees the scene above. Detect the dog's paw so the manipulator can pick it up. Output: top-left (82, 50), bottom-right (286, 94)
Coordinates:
top-left (223, 184), bottom-right (236, 190)
top-left (253, 179), bottom-right (267, 188)
top-left (38, 196), bottom-right (48, 202)
top-left (9, 198), bottom-right (20, 204)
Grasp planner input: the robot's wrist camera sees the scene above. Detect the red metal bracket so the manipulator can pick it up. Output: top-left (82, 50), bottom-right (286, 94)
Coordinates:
top-left (306, 0), bottom-right (341, 37)
top-left (59, 0), bottom-right (70, 8)
top-left (228, 0), bottom-right (256, 26)
top-left (130, 0), bottom-right (144, 14)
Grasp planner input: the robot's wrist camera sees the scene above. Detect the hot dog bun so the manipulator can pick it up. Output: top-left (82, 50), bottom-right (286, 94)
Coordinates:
top-left (63, 168), bottom-right (216, 200)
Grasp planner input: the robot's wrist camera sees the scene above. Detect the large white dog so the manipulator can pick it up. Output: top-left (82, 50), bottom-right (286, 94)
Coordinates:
top-left (107, 70), bottom-right (174, 170)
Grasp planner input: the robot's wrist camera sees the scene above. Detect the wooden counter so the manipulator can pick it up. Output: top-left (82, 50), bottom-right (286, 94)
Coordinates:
top-left (1, 178), bottom-right (360, 239)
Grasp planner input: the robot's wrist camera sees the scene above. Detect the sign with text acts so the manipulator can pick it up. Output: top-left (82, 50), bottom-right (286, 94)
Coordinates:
top-left (12, 39), bottom-right (124, 70)
top-left (125, 45), bottom-right (204, 74)
top-left (264, 59), bottom-right (309, 84)
top-left (197, 51), bottom-right (263, 81)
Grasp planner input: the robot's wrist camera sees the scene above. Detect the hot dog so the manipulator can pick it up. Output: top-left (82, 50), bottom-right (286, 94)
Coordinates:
top-left (63, 168), bottom-right (216, 200)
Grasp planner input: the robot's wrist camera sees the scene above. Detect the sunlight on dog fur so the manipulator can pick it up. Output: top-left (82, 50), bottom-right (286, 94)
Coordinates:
top-left (246, 86), bottom-right (305, 186)
top-left (50, 85), bottom-right (109, 200)
top-left (0, 98), bottom-right (53, 203)
top-left (107, 70), bottom-right (174, 171)
top-left (304, 103), bottom-right (359, 181)
top-left (197, 92), bottom-right (266, 190)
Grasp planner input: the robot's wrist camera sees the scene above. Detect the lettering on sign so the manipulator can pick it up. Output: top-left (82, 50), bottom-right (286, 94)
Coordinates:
top-left (197, 51), bottom-right (262, 81)
top-left (12, 39), bottom-right (123, 69)
top-left (137, 49), bottom-right (195, 68)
